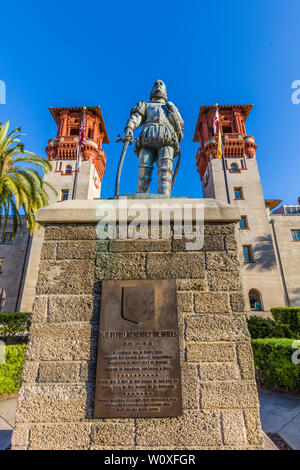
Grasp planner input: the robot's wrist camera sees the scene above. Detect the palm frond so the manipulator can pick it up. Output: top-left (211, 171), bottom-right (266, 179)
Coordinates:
top-left (0, 121), bottom-right (57, 237)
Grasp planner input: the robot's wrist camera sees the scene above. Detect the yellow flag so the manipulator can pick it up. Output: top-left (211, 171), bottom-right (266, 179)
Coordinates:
top-left (216, 128), bottom-right (222, 159)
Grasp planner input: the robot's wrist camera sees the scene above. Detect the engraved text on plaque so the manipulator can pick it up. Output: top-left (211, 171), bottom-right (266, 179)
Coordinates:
top-left (94, 280), bottom-right (182, 418)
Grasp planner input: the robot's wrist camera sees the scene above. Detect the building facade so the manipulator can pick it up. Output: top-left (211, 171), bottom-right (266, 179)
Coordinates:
top-left (270, 202), bottom-right (300, 306)
top-left (193, 104), bottom-right (300, 314)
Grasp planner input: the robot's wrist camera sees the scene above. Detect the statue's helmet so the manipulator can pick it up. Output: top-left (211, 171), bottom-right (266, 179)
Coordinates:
top-left (150, 80), bottom-right (167, 102)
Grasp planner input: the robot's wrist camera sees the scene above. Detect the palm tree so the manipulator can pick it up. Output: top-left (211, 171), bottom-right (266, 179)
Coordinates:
top-left (0, 120), bottom-right (57, 237)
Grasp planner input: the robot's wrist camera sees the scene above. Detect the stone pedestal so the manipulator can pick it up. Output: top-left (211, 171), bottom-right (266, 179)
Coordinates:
top-left (12, 198), bottom-right (264, 450)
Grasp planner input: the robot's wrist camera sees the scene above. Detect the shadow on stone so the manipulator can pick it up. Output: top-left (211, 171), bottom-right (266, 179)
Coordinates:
top-left (84, 281), bottom-right (102, 419)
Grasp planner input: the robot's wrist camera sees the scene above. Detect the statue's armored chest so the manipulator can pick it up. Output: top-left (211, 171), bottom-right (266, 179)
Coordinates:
top-left (145, 102), bottom-right (168, 124)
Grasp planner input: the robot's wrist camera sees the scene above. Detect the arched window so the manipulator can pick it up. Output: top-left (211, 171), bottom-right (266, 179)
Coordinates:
top-left (231, 163), bottom-right (239, 173)
top-left (65, 165), bottom-right (72, 175)
top-left (70, 128), bottom-right (79, 136)
top-left (0, 289), bottom-right (6, 312)
top-left (249, 289), bottom-right (263, 311)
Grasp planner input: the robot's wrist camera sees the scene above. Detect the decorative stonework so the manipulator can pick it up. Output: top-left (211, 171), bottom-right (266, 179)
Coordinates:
top-left (12, 200), bottom-right (263, 450)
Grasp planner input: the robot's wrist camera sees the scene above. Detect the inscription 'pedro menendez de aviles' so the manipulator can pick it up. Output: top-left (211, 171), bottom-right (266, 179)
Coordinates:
top-left (94, 280), bottom-right (183, 418)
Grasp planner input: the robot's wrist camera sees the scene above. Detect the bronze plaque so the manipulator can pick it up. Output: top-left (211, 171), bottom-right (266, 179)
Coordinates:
top-left (94, 280), bottom-right (183, 418)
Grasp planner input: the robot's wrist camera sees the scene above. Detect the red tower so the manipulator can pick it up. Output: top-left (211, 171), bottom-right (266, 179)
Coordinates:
top-left (46, 106), bottom-right (109, 202)
top-left (193, 104), bottom-right (257, 182)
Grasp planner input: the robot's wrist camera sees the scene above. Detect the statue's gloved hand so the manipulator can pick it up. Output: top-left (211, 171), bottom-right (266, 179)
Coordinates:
top-left (123, 128), bottom-right (133, 142)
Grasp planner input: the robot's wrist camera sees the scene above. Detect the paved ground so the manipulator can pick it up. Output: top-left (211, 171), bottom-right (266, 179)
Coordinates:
top-left (0, 390), bottom-right (299, 450)
top-left (259, 388), bottom-right (300, 450)
top-left (0, 397), bottom-right (17, 450)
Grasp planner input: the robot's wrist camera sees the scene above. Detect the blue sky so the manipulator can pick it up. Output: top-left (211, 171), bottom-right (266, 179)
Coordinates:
top-left (1, 0), bottom-right (299, 203)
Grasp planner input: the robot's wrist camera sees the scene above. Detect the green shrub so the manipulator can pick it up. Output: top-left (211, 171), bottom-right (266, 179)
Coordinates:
top-left (252, 338), bottom-right (300, 392)
top-left (0, 312), bottom-right (31, 323)
top-left (247, 316), bottom-right (299, 339)
top-left (0, 312), bottom-right (31, 341)
top-left (271, 308), bottom-right (300, 334)
top-left (0, 344), bottom-right (27, 396)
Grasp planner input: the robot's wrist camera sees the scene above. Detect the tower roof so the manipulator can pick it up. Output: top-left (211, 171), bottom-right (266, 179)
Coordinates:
top-left (265, 199), bottom-right (282, 211)
top-left (193, 104), bottom-right (253, 142)
top-left (48, 106), bottom-right (109, 143)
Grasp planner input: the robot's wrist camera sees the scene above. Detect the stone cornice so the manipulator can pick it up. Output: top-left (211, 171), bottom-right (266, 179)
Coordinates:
top-left (36, 198), bottom-right (240, 224)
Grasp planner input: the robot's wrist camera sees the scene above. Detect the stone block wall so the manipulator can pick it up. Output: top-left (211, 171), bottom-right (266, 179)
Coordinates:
top-left (12, 221), bottom-right (263, 450)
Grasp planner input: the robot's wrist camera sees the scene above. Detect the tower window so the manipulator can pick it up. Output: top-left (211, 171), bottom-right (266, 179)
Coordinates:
top-left (2, 232), bottom-right (12, 244)
top-left (234, 187), bottom-right (244, 200)
top-left (230, 163), bottom-right (239, 173)
top-left (88, 128), bottom-right (93, 139)
top-left (239, 216), bottom-right (248, 230)
top-left (223, 126), bottom-right (232, 134)
top-left (65, 165), bottom-right (72, 175)
top-left (61, 190), bottom-right (69, 201)
top-left (70, 128), bottom-right (79, 136)
top-left (243, 245), bottom-right (254, 263)
top-left (291, 229), bottom-right (300, 241)
top-left (56, 161), bottom-right (63, 172)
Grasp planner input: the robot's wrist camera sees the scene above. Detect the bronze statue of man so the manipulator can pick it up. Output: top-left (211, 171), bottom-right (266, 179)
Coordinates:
top-left (123, 80), bottom-right (184, 196)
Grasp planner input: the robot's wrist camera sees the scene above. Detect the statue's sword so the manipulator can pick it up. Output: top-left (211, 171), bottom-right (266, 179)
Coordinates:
top-left (114, 123), bottom-right (181, 196)
top-left (114, 134), bottom-right (134, 197)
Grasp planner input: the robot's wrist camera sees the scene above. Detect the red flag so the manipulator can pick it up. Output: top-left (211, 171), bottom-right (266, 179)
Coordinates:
top-left (213, 106), bottom-right (220, 136)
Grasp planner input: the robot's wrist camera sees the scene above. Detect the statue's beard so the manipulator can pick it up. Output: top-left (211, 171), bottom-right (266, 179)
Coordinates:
top-left (150, 87), bottom-right (166, 101)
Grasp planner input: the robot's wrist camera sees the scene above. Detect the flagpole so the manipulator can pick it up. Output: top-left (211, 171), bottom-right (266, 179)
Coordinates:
top-left (221, 132), bottom-right (230, 204)
top-left (71, 144), bottom-right (80, 200)
top-left (215, 104), bottom-right (230, 204)
top-left (72, 107), bottom-right (86, 200)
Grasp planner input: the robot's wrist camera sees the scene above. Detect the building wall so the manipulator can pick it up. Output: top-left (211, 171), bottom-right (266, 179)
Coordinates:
top-left (202, 156), bottom-right (285, 314)
top-left (46, 159), bottom-right (101, 204)
top-left (271, 215), bottom-right (300, 306)
top-left (76, 160), bottom-right (101, 200)
top-left (0, 217), bottom-right (31, 312)
top-left (46, 161), bottom-right (75, 204)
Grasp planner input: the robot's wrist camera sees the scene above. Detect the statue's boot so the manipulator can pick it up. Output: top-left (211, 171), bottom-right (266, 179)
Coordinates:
top-left (137, 149), bottom-right (154, 193)
top-left (157, 146), bottom-right (174, 196)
